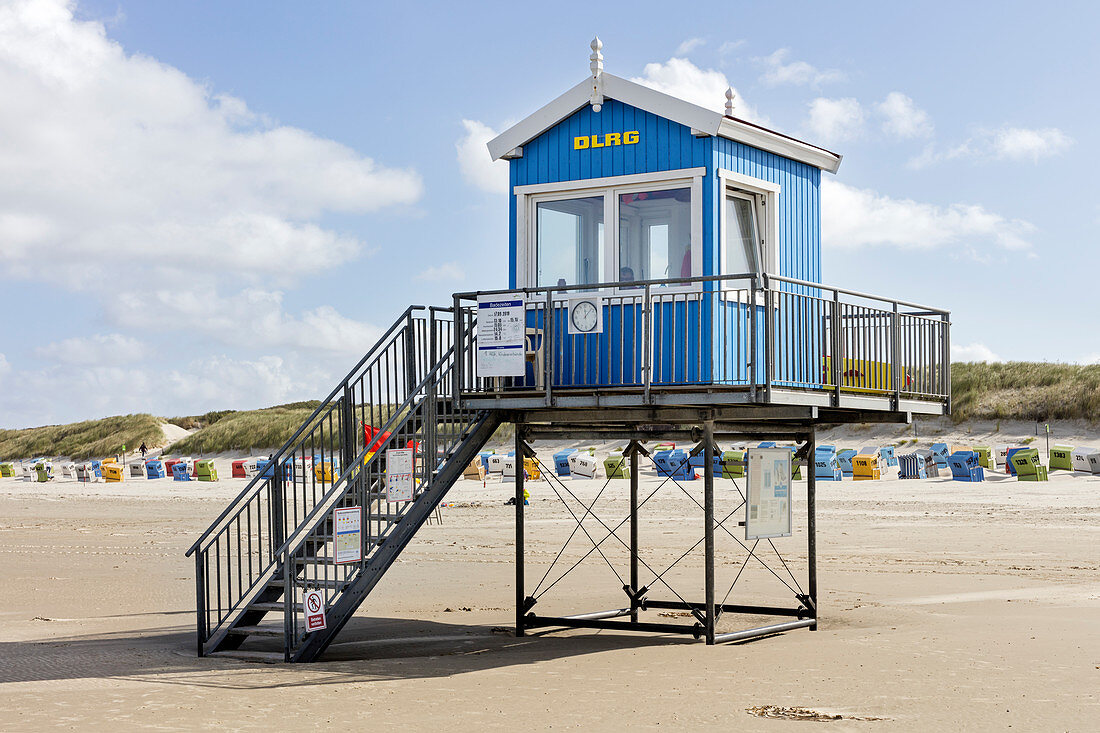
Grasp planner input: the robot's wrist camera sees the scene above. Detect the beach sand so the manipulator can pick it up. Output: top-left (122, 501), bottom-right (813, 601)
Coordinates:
top-left (0, 445), bottom-right (1097, 731)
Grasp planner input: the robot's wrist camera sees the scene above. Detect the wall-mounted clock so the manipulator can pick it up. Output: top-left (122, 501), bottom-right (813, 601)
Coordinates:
top-left (568, 295), bottom-right (603, 335)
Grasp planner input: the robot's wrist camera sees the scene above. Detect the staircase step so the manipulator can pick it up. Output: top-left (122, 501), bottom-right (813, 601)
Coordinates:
top-left (208, 650), bottom-right (285, 664)
top-left (226, 625), bottom-right (283, 637)
top-left (248, 601), bottom-right (285, 612)
top-left (266, 576), bottom-right (349, 590)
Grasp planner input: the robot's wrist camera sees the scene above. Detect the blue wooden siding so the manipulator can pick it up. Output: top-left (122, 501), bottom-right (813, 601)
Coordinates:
top-left (507, 97), bottom-right (823, 389)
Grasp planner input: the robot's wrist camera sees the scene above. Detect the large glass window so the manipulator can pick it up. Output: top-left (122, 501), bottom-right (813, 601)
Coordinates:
top-left (725, 192), bottom-right (761, 274)
top-left (618, 188), bottom-right (692, 285)
top-left (536, 196), bottom-right (604, 287)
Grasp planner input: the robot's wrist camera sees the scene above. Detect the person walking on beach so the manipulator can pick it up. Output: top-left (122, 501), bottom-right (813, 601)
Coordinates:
top-left (139, 442), bottom-right (147, 459)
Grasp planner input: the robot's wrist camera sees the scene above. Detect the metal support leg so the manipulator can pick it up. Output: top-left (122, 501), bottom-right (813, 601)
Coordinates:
top-left (807, 429), bottom-right (818, 631)
top-left (629, 446), bottom-right (639, 623)
top-left (703, 422), bottom-right (716, 645)
top-left (515, 422), bottom-right (526, 637)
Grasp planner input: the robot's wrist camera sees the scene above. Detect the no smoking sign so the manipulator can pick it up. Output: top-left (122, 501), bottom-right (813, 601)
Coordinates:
top-left (304, 589), bottom-right (327, 632)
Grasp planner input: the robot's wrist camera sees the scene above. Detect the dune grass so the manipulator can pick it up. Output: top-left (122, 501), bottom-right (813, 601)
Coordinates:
top-left (0, 414), bottom-right (165, 461)
top-left (950, 362), bottom-right (1100, 422)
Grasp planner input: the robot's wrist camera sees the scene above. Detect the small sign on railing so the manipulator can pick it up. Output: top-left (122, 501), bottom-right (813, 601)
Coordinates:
top-left (333, 506), bottom-right (362, 564)
top-left (304, 589), bottom-right (327, 632)
top-left (385, 448), bottom-right (414, 502)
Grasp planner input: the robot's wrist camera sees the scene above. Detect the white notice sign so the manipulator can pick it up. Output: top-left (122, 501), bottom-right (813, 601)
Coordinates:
top-left (333, 506), bottom-right (362, 564)
top-left (746, 448), bottom-right (792, 540)
top-left (385, 447), bottom-right (414, 502)
top-left (304, 589), bottom-right (327, 632)
top-left (477, 294), bottom-right (525, 377)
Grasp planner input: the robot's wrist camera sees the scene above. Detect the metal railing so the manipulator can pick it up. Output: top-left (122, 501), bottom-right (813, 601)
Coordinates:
top-left (186, 305), bottom-right (456, 654)
top-left (453, 273), bottom-right (950, 408)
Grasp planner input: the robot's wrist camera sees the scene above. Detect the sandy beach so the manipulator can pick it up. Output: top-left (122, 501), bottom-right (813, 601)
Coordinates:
top-left (1, 441), bottom-right (1097, 731)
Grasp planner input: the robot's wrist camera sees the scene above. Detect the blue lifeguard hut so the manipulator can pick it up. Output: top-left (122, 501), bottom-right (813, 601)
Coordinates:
top-left (188, 41), bottom-right (952, 663)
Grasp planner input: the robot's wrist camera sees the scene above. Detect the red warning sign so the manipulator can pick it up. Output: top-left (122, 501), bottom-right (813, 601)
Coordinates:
top-left (304, 589), bottom-right (327, 632)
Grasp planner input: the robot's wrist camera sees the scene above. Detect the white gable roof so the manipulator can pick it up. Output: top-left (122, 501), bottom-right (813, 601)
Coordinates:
top-left (487, 73), bottom-right (842, 174)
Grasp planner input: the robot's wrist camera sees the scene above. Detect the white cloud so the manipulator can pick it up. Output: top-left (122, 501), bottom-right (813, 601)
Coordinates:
top-left (35, 333), bottom-right (146, 365)
top-left (0, 352), bottom-right (9, 379)
top-left (822, 180), bottom-right (1034, 253)
top-left (805, 98), bottom-right (863, 144)
top-left (0, 0), bottom-right (422, 285)
top-left (455, 119), bottom-right (508, 194)
top-left (909, 126), bottom-right (1073, 168)
top-left (990, 126), bottom-right (1073, 162)
top-left (675, 38), bottom-right (705, 56)
top-left (952, 342), bottom-right (1003, 363)
top-left (756, 48), bottom-right (845, 87)
top-left (103, 287), bottom-right (381, 355)
top-left (415, 262), bottom-right (464, 282)
top-left (876, 92), bottom-right (933, 139)
top-left (718, 40), bottom-right (745, 57)
top-left (631, 57), bottom-right (761, 122)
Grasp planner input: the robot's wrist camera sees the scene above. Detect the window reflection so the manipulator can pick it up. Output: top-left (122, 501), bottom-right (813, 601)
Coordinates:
top-left (536, 196), bottom-right (604, 287)
top-left (618, 188), bottom-right (691, 287)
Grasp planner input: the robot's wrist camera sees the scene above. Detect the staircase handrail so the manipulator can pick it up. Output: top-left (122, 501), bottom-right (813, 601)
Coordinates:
top-left (272, 345), bottom-right (458, 564)
top-left (186, 304), bottom-right (431, 557)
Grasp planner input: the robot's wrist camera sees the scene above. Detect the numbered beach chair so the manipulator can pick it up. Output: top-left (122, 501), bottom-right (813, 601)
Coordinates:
top-left (146, 460), bottom-right (166, 479)
top-left (974, 447), bottom-right (993, 470)
top-left (1005, 447), bottom-right (1028, 476)
top-left (915, 449), bottom-right (939, 478)
top-left (604, 452), bottom-right (629, 479)
top-left (102, 463), bottom-right (124, 482)
top-left (1048, 445), bottom-right (1074, 471)
top-left (0, 462), bottom-right (15, 477)
top-left (502, 455), bottom-right (517, 481)
top-left (196, 459), bottom-right (218, 481)
top-left (488, 454), bottom-right (507, 474)
top-left (721, 450), bottom-right (746, 479)
top-left (33, 462), bottom-right (51, 482)
top-left (837, 449), bottom-right (856, 477)
top-left (813, 446), bottom-right (841, 481)
top-left (1009, 449), bottom-right (1048, 481)
top-left (463, 457), bottom-right (487, 480)
top-left (231, 459), bottom-right (249, 478)
top-left (172, 462), bottom-right (192, 481)
top-left (930, 443), bottom-right (950, 469)
top-left (898, 453), bottom-right (925, 479)
top-left (879, 446), bottom-right (898, 468)
top-left (523, 457), bottom-right (541, 481)
top-left (993, 445), bottom-right (1010, 472)
top-left (852, 454), bottom-right (880, 480)
top-left (570, 453), bottom-right (599, 479)
top-left (128, 462), bottom-right (146, 479)
top-left (1089, 451), bottom-right (1100, 475)
top-left (1071, 447), bottom-right (1095, 472)
top-left (61, 462), bottom-right (77, 479)
top-left (948, 451), bottom-right (984, 482)
top-left (554, 448), bottom-right (577, 476)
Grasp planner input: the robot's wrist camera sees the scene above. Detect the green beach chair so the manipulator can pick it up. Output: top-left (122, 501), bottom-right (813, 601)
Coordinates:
top-left (721, 450), bottom-right (745, 479)
top-left (1048, 445), bottom-right (1074, 471)
top-left (1010, 449), bottom-right (1048, 482)
top-left (603, 452), bottom-right (629, 479)
top-left (195, 459), bottom-right (218, 482)
top-left (975, 446), bottom-right (993, 469)
top-left (0, 462), bottom-right (15, 477)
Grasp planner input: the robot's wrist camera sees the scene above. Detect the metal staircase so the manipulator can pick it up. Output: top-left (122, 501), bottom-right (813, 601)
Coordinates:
top-left (186, 306), bottom-right (501, 662)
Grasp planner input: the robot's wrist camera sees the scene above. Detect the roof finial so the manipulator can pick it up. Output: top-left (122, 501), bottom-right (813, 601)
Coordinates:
top-left (589, 37), bottom-right (605, 113)
top-left (724, 87), bottom-right (735, 117)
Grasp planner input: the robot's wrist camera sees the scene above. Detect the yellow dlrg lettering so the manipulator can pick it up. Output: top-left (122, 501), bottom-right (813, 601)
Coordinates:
top-left (573, 131), bottom-right (642, 151)
top-left (624, 130), bottom-right (640, 144)
top-left (606, 132), bottom-right (621, 146)
top-left (590, 134), bottom-right (604, 148)
top-left (574, 135), bottom-right (590, 150)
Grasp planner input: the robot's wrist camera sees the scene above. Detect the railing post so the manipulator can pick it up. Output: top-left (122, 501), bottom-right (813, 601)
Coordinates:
top-left (452, 294), bottom-right (463, 407)
top-left (749, 279), bottom-right (757, 402)
top-left (404, 310), bottom-right (417, 400)
top-left (942, 311), bottom-right (951, 412)
top-left (642, 284), bottom-right (652, 404)
top-left (194, 553), bottom-right (207, 656)
top-left (891, 302), bottom-right (901, 410)
top-left (283, 546), bottom-right (292, 662)
top-left (831, 290), bottom-right (842, 407)
top-left (544, 290), bottom-right (553, 406)
top-left (764, 282), bottom-right (774, 403)
top-left (271, 472), bottom-right (285, 553)
top-left (340, 385), bottom-right (355, 477)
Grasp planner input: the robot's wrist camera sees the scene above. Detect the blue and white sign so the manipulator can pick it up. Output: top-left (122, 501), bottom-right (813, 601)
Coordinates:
top-left (477, 294), bottom-right (525, 377)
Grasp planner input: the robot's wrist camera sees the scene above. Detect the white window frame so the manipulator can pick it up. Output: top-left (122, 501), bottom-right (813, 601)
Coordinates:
top-left (515, 167), bottom-right (706, 294)
top-left (718, 168), bottom-right (780, 280)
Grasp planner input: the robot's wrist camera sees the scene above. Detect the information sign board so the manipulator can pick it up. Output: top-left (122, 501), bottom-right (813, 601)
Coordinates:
top-left (385, 447), bottom-right (414, 502)
top-left (476, 294), bottom-right (525, 377)
top-left (333, 506), bottom-right (362, 564)
top-left (746, 448), bottom-right (792, 540)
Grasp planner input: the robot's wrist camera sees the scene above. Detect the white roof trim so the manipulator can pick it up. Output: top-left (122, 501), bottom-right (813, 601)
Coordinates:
top-left (487, 72), bottom-right (842, 174)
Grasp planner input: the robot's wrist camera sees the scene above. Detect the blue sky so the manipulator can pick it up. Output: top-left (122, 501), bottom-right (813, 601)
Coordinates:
top-left (0, 0), bottom-right (1096, 428)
